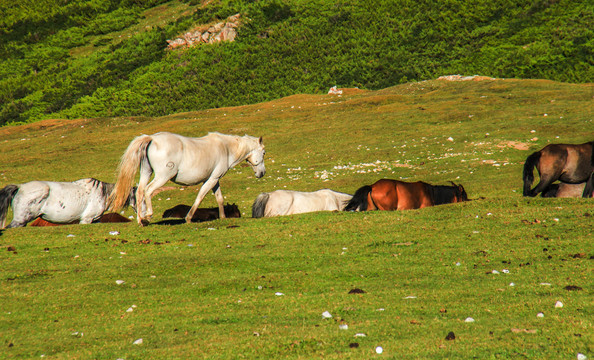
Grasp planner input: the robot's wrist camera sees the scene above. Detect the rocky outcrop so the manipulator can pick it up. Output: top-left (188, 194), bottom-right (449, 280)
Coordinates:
top-left (166, 13), bottom-right (240, 50)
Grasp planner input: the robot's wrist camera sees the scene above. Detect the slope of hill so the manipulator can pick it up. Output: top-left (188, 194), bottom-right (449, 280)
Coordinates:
top-left (1, 78), bottom-right (592, 359)
top-left (1, 0), bottom-right (593, 126)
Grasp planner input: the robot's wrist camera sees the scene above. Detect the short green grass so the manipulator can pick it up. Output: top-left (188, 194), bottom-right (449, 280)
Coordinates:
top-left (1, 79), bottom-right (592, 359)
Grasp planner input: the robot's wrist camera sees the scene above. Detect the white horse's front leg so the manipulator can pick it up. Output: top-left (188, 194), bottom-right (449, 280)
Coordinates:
top-left (186, 178), bottom-right (219, 223)
top-left (212, 181), bottom-right (226, 219)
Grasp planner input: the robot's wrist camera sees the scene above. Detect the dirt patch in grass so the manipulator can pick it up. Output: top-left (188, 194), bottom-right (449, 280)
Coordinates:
top-left (498, 141), bottom-right (531, 151)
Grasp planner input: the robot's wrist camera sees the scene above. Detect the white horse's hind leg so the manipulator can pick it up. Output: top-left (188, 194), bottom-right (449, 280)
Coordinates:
top-left (212, 181), bottom-right (226, 219)
top-left (186, 178), bottom-right (220, 223)
top-left (136, 161), bottom-right (153, 225)
top-left (142, 173), bottom-right (174, 225)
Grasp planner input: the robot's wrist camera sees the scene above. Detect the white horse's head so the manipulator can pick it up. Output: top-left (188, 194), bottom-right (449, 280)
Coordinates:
top-left (246, 136), bottom-right (266, 178)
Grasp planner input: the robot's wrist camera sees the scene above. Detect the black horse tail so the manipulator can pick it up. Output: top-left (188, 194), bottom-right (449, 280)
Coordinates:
top-left (251, 193), bottom-right (270, 218)
top-left (0, 185), bottom-right (18, 229)
top-left (344, 185), bottom-right (372, 211)
top-left (523, 151), bottom-right (541, 196)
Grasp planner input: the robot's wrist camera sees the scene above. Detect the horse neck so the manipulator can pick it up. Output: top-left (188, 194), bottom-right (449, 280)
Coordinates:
top-left (226, 135), bottom-right (255, 167)
top-left (431, 186), bottom-right (457, 205)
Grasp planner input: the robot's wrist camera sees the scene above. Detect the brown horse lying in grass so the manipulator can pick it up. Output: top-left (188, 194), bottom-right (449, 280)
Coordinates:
top-left (30, 212), bottom-right (131, 226)
top-left (162, 203), bottom-right (241, 222)
top-left (523, 141), bottom-right (593, 197)
top-left (344, 179), bottom-right (468, 211)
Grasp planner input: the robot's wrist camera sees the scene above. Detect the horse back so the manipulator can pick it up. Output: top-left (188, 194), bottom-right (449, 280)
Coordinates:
top-left (369, 179), bottom-right (431, 210)
top-left (541, 142), bottom-right (594, 183)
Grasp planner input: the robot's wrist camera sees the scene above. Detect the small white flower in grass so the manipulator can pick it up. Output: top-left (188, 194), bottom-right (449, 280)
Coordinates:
top-left (502, 269), bottom-right (510, 274)
top-left (404, 296), bottom-right (417, 299)
top-left (577, 353), bottom-right (587, 360)
top-left (540, 283), bottom-right (551, 286)
top-left (492, 270), bottom-right (500, 274)
top-left (465, 317), bottom-right (475, 322)
top-left (115, 280), bottom-right (125, 285)
top-left (447, 137), bottom-right (454, 142)
top-left (555, 301), bottom-right (563, 308)
top-left (133, 338), bottom-right (143, 345)
top-left (322, 311), bottom-right (333, 319)
top-left (553, 218), bottom-right (559, 222)
top-left (376, 346), bottom-right (384, 354)
top-left (531, 130), bottom-right (536, 133)
top-left (376, 308), bottom-right (385, 311)
top-left (509, 282), bottom-right (515, 287)
top-left (339, 324), bottom-right (348, 330)
top-left (67, 234), bottom-right (75, 238)
top-left (275, 292), bottom-right (284, 296)
top-left (109, 231), bottom-right (120, 236)
top-left (537, 312), bottom-right (544, 318)
top-left (456, 262), bottom-right (461, 266)
top-left (354, 333), bottom-right (366, 337)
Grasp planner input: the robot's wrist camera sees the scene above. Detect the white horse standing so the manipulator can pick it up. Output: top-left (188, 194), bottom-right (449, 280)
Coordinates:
top-left (251, 189), bottom-right (352, 218)
top-left (109, 132), bottom-right (266, 225)
top-left (0, 178), bottom-right (133, 228)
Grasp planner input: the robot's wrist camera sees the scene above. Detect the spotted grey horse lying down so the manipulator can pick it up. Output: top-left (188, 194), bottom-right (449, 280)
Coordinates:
top-left (0, 178), bottom-right (135, 228)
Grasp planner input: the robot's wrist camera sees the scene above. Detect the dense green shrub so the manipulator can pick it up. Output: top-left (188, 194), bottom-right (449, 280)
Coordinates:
top-left (0, 0), bottom-right (592, 126)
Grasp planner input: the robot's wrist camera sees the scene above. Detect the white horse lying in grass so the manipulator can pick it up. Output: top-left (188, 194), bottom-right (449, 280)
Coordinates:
top-left (109, 132), bottom-right (266, 225)
top-left (0, 178), bottom-right (135, 228)
top-left (252, 189), bottom-right (352, 218)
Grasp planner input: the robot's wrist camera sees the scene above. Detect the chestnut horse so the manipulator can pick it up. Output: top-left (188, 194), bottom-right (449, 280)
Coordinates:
top-left (344, 179), bottom-right (468, 212)
top-left (162, 203), bottom-right (241, 222)
top-left (523, 141), bottom-right (594, 197)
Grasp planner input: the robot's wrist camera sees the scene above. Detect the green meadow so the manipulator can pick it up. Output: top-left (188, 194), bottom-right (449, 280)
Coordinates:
top-left (0, 79), bottom-right (592, 359)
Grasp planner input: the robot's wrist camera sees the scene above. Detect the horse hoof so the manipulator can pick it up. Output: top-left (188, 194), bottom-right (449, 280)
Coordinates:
top-left (140, 219), bottom-right (150, 227)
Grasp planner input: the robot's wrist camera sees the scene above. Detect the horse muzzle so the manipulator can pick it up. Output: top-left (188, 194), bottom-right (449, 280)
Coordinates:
top-left (255, 169), bottom-right (266, 178)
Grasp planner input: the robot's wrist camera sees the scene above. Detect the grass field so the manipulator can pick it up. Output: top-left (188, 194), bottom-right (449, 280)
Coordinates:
top-left (1, 78), bottom-right (592, 359)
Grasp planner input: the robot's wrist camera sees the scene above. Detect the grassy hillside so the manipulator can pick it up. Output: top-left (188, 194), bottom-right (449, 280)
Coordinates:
top-left (1, 0), bottom-right (593, 126)
top-left (0, 79), bottom-right (592, 359)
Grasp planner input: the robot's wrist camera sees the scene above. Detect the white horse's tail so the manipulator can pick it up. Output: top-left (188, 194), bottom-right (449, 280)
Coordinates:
top-left (251, 193), bottom-right (270, 218)
top-left (109, 135), bottom-right (152, 211)
top-left (0, 185), bottom-right (18, 229)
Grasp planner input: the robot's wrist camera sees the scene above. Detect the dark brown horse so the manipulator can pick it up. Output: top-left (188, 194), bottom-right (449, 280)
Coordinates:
top-left (162, 203), bottom-right (241, 222)
top-left (344, 179), bottom-right (468, 212)
top-left (30, 212), bottom-right (131, 226)
top-left (523, 141), bottom-right (594, 197)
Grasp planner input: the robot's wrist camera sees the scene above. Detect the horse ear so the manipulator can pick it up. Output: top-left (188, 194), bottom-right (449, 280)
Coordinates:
top-left (259, 136), bottom-right (263, 144)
